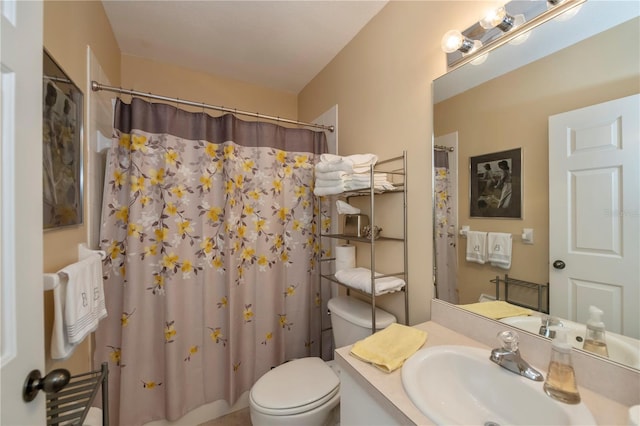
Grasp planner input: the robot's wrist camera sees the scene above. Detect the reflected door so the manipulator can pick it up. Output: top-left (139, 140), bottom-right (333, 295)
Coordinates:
top-left (549, 94), bottom-right (640, 339)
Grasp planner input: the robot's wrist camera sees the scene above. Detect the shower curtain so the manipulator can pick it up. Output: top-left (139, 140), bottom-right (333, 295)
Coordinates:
top-left (434, 150), bottom-right (458, 304)
top-left (95, 98), bottom-right (327, 425)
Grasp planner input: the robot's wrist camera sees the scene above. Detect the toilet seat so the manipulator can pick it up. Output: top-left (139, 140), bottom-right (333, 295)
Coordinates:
top-left (250, 357), bottom-right (339, 416)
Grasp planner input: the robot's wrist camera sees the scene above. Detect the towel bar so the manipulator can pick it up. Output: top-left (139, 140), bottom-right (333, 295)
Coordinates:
top-left (43, 244), bottom-right (106, 291)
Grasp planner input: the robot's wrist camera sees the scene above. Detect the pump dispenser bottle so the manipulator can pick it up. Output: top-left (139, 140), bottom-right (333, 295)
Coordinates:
top-left (583, 305), bottom-right (609, 357)
top-left (544, 327), bottom-right (581, 404)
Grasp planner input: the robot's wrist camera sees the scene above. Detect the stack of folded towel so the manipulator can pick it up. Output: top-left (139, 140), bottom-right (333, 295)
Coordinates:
top-left (314, 153), bottom-right (395, 196)
top-left (350, 323), bottom-right (428, 373)
top-left (334, 267), bottom-right (406, 295)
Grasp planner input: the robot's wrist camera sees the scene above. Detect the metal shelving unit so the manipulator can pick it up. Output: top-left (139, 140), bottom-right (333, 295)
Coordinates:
top-left (318, 151), bottom-right (408, 338)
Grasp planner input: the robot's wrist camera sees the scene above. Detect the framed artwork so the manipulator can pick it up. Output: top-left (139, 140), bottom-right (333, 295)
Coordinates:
top-left (43, 50), bottom-right (83, 229)
top-left (469, 148), bottom-right (522, 219)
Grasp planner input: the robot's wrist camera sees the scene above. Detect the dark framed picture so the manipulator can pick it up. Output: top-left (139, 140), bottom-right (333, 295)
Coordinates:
top-left (43, 50), bottom-right (83, 229)
top-left (469, 148), bottom-right (522, 219)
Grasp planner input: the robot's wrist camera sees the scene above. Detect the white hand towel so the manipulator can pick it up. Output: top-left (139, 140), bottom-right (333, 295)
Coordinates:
top-left (60, 254), bottom-right (106, 344)
top-left (51, 277), bottom-right (73, 359)
top-left (466, 231), bottom-right (487, 264)
top-left (488, 232), bottom-right (512, 269)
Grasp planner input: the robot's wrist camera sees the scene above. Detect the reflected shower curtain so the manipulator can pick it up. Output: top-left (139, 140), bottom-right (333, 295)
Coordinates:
top-left (434, 150), bottom-right (458, 304)
top-left (95, 98), bottom-right (327, 425)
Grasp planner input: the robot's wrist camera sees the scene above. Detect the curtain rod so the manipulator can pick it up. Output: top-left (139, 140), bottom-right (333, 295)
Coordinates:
top-left (90, 81), bottom-right (334, 133)
top-left (434, 144), bottom-right (454, 152)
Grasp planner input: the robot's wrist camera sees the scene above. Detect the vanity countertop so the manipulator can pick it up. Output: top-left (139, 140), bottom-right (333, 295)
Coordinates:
top-left (335, 321), bottom-right (630, 425)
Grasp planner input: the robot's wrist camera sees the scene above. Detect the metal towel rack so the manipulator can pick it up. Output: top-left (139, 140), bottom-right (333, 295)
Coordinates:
top-left (46, 362), bottom-right (109, 426)
top-left (490, 274), bottom-right (549, 313)
top-left (43, 244), bottom-right (106, 291)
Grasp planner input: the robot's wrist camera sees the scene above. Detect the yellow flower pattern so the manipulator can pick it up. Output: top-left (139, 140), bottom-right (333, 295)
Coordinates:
top-left (100, 121), bottom-right (325, 414)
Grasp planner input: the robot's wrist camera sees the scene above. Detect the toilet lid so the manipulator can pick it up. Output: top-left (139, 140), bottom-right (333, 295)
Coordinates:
top-left (251, 357), bottom-right (339, 412)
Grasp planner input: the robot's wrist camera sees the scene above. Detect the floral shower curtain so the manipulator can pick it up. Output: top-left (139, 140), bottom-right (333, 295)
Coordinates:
top-left (434, 150), bottom-right (458, 304)
top-left (94, 98), bottom-right (327, 425)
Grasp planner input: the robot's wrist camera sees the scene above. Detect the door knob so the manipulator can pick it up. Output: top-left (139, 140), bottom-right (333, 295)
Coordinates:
top-left (552, 260), bottom-right (566, 270)
top-left (23, 368), bottom-right (70, 402)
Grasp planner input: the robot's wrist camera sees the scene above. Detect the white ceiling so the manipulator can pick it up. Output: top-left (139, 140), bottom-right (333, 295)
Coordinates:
top-left (101, 0), bottom-right (388, 94)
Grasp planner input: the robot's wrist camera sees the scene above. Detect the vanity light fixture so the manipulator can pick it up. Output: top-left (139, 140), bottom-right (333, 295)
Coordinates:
top-left (440, 30), bottom-right (482, 54)
top-left (547, 0), bottom-right (582, 21)
top-left (479, 7), bottom-right (519, 32)
top-left (479, 6), bottom-right (530, 46)
top-left (441, 0), bottom-right (586, 70)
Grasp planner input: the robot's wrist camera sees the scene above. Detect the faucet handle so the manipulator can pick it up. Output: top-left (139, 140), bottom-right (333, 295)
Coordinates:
top-left (497, 330), bottom-right (519, 352)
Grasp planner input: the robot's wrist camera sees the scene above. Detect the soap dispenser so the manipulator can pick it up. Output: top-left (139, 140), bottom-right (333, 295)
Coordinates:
top-left (583, 305), bottom-right (609, 357)
top-left (544, 327), bottom-right (581, 404)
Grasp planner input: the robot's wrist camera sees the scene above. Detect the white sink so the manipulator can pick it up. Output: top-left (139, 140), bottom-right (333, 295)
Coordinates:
top-left (500, 315), bottom-right (640, 369)
top-left (402, 345), bottom-right (596, 425)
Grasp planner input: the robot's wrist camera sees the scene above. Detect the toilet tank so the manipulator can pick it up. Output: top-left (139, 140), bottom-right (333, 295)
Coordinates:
top-left (327, 295), bottom-right (396, 348)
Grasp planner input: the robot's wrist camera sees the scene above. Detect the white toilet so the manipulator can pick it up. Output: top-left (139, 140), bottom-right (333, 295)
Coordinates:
top-left (249, 295), bottom-right (396, 426)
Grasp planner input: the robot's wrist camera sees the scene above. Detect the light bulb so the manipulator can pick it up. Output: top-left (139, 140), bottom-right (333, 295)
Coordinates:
top-left (441, 30), bottom-right (476, 54)
top-left (479, 6), bottom-right (516, 32)
top-left (441, 30), bottom-right (464, 53)
top-left (480, 7), bottom-right (506, 29)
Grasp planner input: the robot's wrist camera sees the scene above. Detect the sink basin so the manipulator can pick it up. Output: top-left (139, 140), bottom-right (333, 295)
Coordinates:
top-left (500, 315), bottom-right (640, 369)
top-left (402, 345), bottom-right (596, 425)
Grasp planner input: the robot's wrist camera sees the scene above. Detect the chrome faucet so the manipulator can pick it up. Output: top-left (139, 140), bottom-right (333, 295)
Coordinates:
top-left (490, 330), bottom-right (544, 382)
top-left (539, 315), bottom-right (562, 338)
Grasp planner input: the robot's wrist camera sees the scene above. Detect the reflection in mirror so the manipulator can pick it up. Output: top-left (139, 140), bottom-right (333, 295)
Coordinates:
top-left (432, 2), bottom-right (639, 370)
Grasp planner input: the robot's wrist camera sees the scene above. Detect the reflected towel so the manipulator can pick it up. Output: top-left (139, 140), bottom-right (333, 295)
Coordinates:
top-left (350, 323), bottom-right (427, 373)
top-left (466, 231), bottom-right (487, 264)
top-left (488, 232), bottom-right (512, 269)
top-left (459, 300), bottom-right (532, 319)
top-left (335, 267), bottom-right (405, 295)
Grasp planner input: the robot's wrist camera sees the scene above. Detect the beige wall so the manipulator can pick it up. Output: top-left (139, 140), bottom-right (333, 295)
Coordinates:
top-left (434, 18), bottom-right (640, 304)
top-left (120, 55), bottom-right (297, 119)
top-left (298, 1), bottom-right (496, 324)
top-left (43, 0), bottom-right (121, 373)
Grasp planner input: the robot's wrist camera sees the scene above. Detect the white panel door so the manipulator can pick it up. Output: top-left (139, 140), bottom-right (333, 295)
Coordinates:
top-left (549, 94), bottom-right (640, 339)
top-left (1, 0), bottom-right (45, 424)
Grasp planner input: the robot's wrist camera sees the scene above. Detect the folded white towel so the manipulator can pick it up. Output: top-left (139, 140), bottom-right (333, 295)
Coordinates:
top-left (320, 153), bottom-right (347, 164)
top-left (316, 170), bottom-right (347, 180)
top-left (314, 183), bottom-right (345, 196)
top-left (315, 161), bottom-right (354, 174)
top-left (315, 178), bottom-right (344, 188)
top-left (64, 254), bottom-right (107, 344)
top-left (488, 232), bottom-right (512, 269)
top-left (343, 180), bottom-right (396, 191)
top-left (335, 267), bottom-right (406, 295)
top-left (347, 153), bottom-right (378, 173)
top-left (350, 172), bottom-right (388, 182)
top-left (466, 231), bottom-right (487, 264)
top-left (336, 200), bottom-right (361, 214)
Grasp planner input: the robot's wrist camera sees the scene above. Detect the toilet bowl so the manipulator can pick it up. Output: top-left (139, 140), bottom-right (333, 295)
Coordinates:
top-left (249, 295), bottom-right (396, 426)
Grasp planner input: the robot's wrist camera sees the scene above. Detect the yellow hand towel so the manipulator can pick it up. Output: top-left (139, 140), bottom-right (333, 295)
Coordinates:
top-left (349, 323), bottom-right (427, 373)
top-left (459, 300), bottom-right (532, 319)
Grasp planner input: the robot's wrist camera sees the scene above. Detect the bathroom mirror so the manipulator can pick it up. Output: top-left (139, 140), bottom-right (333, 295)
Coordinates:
top-left (432, 1), bottom-right (640, 370)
